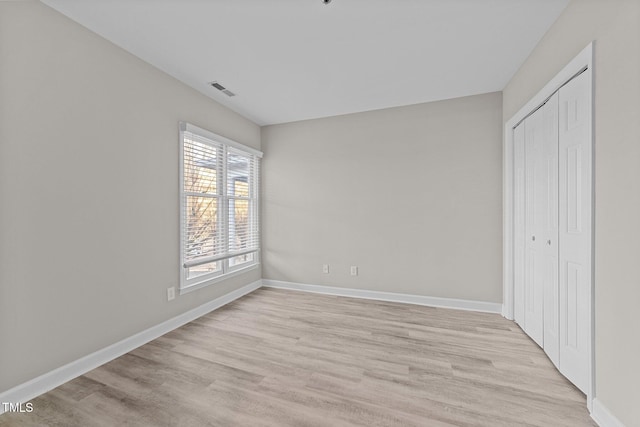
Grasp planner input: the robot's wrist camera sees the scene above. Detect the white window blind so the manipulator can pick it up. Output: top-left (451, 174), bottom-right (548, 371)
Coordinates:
top-left (179, 122), bottom-right (261, 291)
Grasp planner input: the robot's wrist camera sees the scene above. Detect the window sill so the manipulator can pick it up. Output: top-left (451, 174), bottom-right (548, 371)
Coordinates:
top-left (179, 263), bottom-right (260, 296)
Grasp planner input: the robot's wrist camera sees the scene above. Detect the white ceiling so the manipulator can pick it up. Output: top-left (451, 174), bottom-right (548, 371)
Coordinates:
top-left (42, 0), bottom-right (568, 125)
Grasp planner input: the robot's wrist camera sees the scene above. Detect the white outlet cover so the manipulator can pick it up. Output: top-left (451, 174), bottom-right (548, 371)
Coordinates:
top-left (322, 264), bottom-right (329, 274)
top-left (167, 287), bottom-right (176, 301)
top-left (350, 266), bottom-right (358, 276)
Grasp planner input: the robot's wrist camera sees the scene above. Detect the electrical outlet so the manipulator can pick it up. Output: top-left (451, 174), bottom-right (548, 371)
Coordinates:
top-left (167, 286), bottom-right (176, 301)
top-left (350, 266), bottom-right (358, 276)
top-left (322, 264), bottom-right (330, 274)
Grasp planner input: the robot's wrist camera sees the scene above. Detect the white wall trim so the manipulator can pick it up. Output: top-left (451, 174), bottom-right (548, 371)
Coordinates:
top-left (0, 280), bottom-right (262, 415)
top-left (180, 121), bottom-right (263, 158)
top-left (262, 279), bottom-right (502, 314)
top-left (591, 399), bottom-right (627, 427)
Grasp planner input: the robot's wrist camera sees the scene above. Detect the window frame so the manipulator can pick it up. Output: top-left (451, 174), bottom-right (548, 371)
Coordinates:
top-left (179, 122), bottom-right (262, 294)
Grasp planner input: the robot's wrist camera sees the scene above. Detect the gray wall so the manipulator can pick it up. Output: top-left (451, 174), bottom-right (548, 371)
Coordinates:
top-left (0, 1), bottom-right (261, 393)
top-left (262, 93), bottom-right (503, 303)
top-left (503, 0), bottom-right (640, 425)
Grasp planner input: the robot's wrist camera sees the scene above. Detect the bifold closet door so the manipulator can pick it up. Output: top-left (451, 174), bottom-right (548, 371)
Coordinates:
top-left (512, 68), bottom-right (591, 394)
top-left (558, 70), bottom-right (592, 394)
top-left (523, 106), bottom-right (546, 347)
top-left (515, 96), bottom-right (560, 359)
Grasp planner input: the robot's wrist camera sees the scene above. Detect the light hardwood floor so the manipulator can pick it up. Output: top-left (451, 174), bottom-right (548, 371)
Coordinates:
top-left (1, 288), bottom-right (596, 426)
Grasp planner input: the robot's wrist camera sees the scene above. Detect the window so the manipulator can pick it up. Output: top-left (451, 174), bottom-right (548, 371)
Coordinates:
top-left (179, 122), bottom-right (261, 292)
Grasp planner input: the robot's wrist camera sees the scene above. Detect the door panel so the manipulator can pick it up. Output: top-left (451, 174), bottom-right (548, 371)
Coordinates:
top-left (513, 123), bottom-right (526, 326)
top-left (523, 108), bottom-right (545, 347)
top-left (566, 145), bottom-right (583, 233)
top-left (566, 261), bottom-right (581, 349)
top-left (542, 93), bottom-right (560, 367)
top-left (558, 70), bottom-right (591, 394)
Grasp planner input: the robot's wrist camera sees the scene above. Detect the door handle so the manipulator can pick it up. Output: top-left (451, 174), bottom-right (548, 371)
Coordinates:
top-left (547, 239), bottom-right (552, 245)
top-left (532, 235), bottom-right (536, 241)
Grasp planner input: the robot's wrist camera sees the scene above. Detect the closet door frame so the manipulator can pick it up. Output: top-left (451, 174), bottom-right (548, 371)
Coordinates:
top-left (502, 42), bottom-right (594, 409)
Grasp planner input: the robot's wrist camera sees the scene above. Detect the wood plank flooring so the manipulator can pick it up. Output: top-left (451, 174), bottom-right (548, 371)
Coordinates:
top-left (1, 288), bottom-right (596, 426)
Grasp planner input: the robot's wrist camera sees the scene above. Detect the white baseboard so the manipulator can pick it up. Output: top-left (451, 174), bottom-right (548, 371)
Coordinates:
top-left (261, 279), bottom-right (502, 314)
top-left (0, 280), bottom-right (261, 414)
top-left (592, 398), bottom-right (626, 427)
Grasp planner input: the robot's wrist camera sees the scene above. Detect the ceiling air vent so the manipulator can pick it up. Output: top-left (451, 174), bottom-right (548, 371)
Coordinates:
top-left (209, 81), bottom-right (236, 97)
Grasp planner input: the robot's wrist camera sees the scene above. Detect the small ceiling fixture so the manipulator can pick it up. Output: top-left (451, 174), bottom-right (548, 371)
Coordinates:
top-left (208, 81), bottom-right (236, 97)
top-left (323, 0), bottom-right (332, 4)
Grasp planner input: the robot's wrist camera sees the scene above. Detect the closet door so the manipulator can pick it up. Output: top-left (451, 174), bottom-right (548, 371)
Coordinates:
top-left (558, 70), bottom-right (592, 393)
top-left (523, 108), bottom-right (545, 346)
top-left (513, 123), bottom-right (526, 326)
top-left (542, 93), bottom-right (560, 367)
